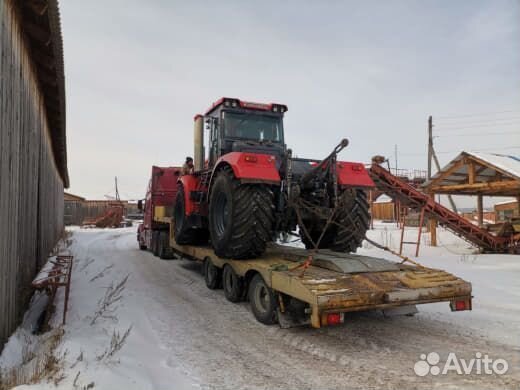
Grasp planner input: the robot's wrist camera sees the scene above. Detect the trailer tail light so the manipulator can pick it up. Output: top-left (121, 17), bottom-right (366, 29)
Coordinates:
top-left (326, 312), bottom-right (344, 326)
top-left (244, 155), bottom-right (258, 163)
top-left (450, 299), bottom-right (471, 311)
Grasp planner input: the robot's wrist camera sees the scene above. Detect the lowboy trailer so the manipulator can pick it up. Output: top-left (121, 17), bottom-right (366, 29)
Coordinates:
top-left (145, 214), bottom-right (472, 329)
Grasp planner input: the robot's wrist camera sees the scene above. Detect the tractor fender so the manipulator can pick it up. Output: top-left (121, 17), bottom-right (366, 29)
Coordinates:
top-left (209, 152), bottom-right (281, 191)
top-left (178, 174), bottom-right (201, 216)
top-left (336, 161), bottom-right (375, 188)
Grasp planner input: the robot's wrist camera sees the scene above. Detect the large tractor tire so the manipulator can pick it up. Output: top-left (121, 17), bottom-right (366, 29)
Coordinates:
top-left (301, 189), bottom-right (370, 253)
top-left (209, 167), bottom-right (274, 259)
top-left (173, 185), bottom-right (197, 245)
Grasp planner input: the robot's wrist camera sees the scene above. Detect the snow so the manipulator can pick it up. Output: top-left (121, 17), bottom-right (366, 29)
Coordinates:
top-left (360, 222), bottom-right (520, 347)
top-left (373, 194), bottom-right (392, 203)
top-left (468, 151), bottom-right (520, 178)
top-left (1, 228), bottom-right (196, 390)
top-left (1, 224), bottom-right (519, 389)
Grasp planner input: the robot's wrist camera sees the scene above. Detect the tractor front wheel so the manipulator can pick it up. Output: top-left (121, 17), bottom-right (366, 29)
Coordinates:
top-left (300, 189), bottom-right (370, 253)
top-left (209, 167), bottom-right (274, 259)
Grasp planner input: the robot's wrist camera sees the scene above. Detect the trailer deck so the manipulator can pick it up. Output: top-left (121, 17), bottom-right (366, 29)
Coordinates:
top-left (158, 216), bottom-right (472, 328)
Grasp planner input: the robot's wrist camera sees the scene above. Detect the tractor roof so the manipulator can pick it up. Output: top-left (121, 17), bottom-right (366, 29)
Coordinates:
top-left (203, 97), bottom-right (288, 116)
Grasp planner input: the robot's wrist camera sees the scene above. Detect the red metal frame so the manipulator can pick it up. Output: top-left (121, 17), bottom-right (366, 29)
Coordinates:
top-left (32, 255), bottom-right (73, 325)
top-left (370, 164), bottom-right (517, 253)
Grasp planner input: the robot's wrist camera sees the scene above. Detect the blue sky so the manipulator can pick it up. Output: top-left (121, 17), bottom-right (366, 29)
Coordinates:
top-left (60, 0), bottom-right (520, 201)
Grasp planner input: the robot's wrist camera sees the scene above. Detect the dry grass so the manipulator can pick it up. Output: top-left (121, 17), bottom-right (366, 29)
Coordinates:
top-left (89, 264), bottom-right (114, 282)
top-left (0, 328), bottom-right (66, 390)
top-left (90, 275), bottom-right (129, 325)
top-left (96, 325), bottom-right (133, 362)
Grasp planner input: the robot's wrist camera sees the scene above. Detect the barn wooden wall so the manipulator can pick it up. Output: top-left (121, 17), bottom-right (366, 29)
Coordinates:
top-left (0, 0), bottom-right (64, 349)
top-left (371, 202), bottom-right (396, 221)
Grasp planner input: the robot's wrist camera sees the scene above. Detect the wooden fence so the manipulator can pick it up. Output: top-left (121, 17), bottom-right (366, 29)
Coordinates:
top-left (0, 0), bottom-right (65, 351)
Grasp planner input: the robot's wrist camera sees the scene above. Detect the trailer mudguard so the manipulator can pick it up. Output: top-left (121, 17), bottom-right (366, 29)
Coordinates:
top-left (213, 152), bottom-right (281, 184)
top-left (336, 161), bottom-right (375, 188)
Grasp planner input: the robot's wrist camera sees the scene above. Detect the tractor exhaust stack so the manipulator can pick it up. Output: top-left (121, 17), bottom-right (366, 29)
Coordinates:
top-left (193, 115), bottom-right (204, 171)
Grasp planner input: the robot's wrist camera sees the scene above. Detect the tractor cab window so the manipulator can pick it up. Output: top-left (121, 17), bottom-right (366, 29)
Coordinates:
top-left (222, 112), bottom-right (283, 143)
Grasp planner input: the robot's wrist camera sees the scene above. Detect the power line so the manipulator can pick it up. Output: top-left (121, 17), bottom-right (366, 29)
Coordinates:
top-left (434, 130), bottom-right (519, 137)
top-left (435, 116), bottom-right (520, 125)
top-left (436, 109), bottom-right (520, 120)
top-left (398, 145), bottom-right (520, 156)
top-left (434, 121), bottom-right (520, 130)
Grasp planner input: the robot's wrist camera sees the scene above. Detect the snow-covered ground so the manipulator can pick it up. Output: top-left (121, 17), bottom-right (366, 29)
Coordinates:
top-left (1, 223), bottom-right (519, 390)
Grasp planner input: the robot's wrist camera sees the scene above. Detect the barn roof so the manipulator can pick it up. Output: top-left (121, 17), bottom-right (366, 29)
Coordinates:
top-left (423, 151), bottom-right (520, 196)
top-left (18, 0), bottom-right (68, 187)
top-left (64, 192), bottom-right (85, 202)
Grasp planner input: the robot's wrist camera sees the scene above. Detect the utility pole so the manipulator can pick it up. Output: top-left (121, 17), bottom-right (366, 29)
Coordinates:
top-left (394, 144), bottom-right (398, 172)
top-left (115, 176), bottom-right (120, 202)
top-left (427, 116), bottom-right (433, 180)
top-left (428, 116), bottom-right (458, 213)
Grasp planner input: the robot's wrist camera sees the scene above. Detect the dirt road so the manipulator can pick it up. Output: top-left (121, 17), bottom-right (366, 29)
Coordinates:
top-left (72, 228), bottom-right (520, 390)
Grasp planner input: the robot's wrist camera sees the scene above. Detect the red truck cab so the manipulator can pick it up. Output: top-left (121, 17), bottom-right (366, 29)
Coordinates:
top-left (137, 166), bottom-right (181, 256)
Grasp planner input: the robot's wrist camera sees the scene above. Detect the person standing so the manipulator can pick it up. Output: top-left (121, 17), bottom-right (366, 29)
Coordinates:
top-left (182, 157), bottom-right (195, 175)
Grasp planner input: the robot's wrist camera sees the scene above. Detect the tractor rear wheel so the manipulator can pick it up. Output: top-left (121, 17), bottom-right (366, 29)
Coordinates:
top-left (301, 189), bottom-right (369, 253)
top-left (209, 167), bottom-right (274, 259)
top-left (173, 185), bottom-right (197, 245)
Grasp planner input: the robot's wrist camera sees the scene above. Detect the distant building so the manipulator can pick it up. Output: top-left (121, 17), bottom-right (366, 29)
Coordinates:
top-left (64, 192), bottom-right (141, 225)
top-left (495, 200), bottom-right (519, 222)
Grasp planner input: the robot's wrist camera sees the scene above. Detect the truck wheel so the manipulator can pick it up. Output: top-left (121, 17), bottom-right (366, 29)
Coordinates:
top-left (152, 231), bottom-right (160, 256)
top-left (159, 231), bottom-right (174, 259)
top-left (204, 258), bottom-right (221, 290)
top-left (248, 274), bottom-right (277, 325)
top-left (222, 265), bottom-right (244, 302)
top-left (209, 167), bottom-right (274, 259)
top-left (174, 185), bottom-right (197, 245)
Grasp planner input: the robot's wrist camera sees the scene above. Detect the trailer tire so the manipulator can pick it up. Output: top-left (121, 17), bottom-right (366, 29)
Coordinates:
top-left (204, 259), bottom-right (221, 290)
top-left (222, 265), bottom-right (244, 302)
top-left (248, 274), bottom-right (277, 325)
top-left (209, 167), bottom-right (274, 259)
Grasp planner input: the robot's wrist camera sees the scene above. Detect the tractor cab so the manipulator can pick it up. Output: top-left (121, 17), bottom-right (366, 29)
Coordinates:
top-left (202, 98), bottom-right (288, 167)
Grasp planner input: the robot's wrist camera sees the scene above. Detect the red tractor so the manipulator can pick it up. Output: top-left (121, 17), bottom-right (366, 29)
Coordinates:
top-left (174, 97), bottom-right (374, 258)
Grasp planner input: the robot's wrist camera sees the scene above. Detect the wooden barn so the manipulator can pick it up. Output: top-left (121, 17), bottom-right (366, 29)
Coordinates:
top-left (0, 0), bottom-right (68, 351)
top-left (423, 151), bottom-right (520, 227)
top-left (64, 192), bottom-right (140, 226)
